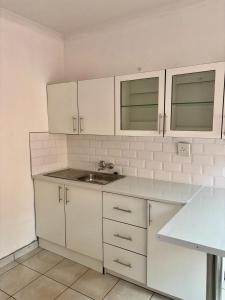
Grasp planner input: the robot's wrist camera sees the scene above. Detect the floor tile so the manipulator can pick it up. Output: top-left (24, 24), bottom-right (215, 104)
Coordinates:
top-left (0, 265), bottom-right (39, 295)
top-left (105, 280), bottom-right (153, 300)
top-left (45, 259), bottom-right (88, 286)
top-left (151, 293), bottom-right (171, 300)
top-left (16, 248), bottom-right (43, 263)
top-left (21, 250), bottom-right (64, 273)
top-left (71, 269), bottom-right (118, 300)
top-left (0, 290), bottom-right (10, 300)
top-left (57, 288), bottom-right (91, 300)
top-left (0, 262), bottom-right (18, 276)
top-left (14, 276), bottom-right (66, 300)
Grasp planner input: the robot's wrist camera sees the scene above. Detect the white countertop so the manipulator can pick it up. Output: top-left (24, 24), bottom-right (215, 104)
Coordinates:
top-left (158, 187), bottom-right (225, 257)
top-left (33, 171), bottom-right (202, 205)
top-left (103, 176), bottom-right (201, 205)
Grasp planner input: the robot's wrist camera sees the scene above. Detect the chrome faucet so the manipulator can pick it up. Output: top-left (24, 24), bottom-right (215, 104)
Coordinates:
top-left (98, 160), bottom-right (115, 171)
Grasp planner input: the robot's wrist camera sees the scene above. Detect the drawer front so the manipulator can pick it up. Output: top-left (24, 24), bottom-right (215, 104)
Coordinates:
top-left (103, 219), bottom-right (147, 255)
top-left (104, 243), bottom-right (147, 284)
top-left (103, 192), bottom-right (147, 228)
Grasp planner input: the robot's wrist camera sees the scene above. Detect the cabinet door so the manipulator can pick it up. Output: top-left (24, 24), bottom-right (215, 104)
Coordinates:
top-left (115, 70), bottom-right (165, 136)
top-left (34, 180), bottom-right (65, 247)
top-left (65, 186), bottom-right (102, 260)
top-left (165, 62), bottom-right (225, 138)
top-left (78, 77), bottom-right (114, 135)
top-left (47, 82), bottom-right (78, 134)
top-left (147, 201), bottom-right (206, 300)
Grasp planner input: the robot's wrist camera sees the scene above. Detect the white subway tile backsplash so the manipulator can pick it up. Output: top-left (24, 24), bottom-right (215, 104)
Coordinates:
top-left (172, 172), bottom-right (192, 184)
top-left (137, 150), bottom-right (153, 160)
top-left (115, 158), bottom-right (130, 167)
top-left (137, 169), bottom-right (154, 179)
top-left (192, 175), bottom-right (214, 186)
top-left (30, 134), bottom-right (225, 188)
top-left (122, 167), bottom-right (138, 176)
top-left (162, 143), bottom-right (176, 153)
top-left (163, 162), bottom-right (181, 172)
top-left (130, 159), bottom-right (145, 168)
top-left (154, 152), bottom-right (172, 162)
top-left (108, 149), bottom-right (122, 157)
top-left (193, 154), bottom-right (214, 165)
top-left (146, 161), bottom-right (162, 170)
top-left (144, 142), bottom-right (162, 152)
top-left (191, 144), bottom-right (204, 154)
top-left (130, 141), bottom-right (145, 150)
top-left (183, 164), bottom-right (202, 175)
top-left (204, 144), bottom-right (225, 155)
top-left (30, 133), bottom-right (67, 175)
top-left (122, 150), bottom-right (137, 158)
top-left (172, 154), bottom-right (192, 164)
top-left (154, 170), bottom-right (172, 181)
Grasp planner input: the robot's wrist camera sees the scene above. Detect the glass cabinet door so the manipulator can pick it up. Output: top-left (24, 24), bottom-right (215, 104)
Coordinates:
top-left (116, 71), bottom-right (165, 136)
top-left (165, 63), bottom-right (225, 138)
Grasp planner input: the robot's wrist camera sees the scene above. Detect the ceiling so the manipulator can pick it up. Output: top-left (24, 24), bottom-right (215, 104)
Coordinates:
top-left (0, 0), bottom-right (203, 37)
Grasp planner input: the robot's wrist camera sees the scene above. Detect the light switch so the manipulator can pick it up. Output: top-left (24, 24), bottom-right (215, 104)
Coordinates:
top-left (177, 142), bottom-right (191, 157)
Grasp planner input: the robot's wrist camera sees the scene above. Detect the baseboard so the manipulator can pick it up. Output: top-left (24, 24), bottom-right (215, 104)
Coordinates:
top-left (105, 269), bottom-right (178, 300)
top-left (0, 240), bottom-right (38, 268)
top-left (39, 238), bottom-right (103, 273)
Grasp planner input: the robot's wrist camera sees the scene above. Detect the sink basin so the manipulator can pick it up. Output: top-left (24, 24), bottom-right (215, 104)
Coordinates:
top-left (45, 168), bottom-right (124, 185)
top-left (77, 173), bottom-right (125, 185)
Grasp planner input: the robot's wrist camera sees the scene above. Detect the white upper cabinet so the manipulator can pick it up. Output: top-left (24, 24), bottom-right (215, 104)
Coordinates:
top-left (47, 82), bottom-right (78, 134)
top-left (165, 62), bottom-right (225, 138)
top-left (78, 77), bottom-right (115, 135)
top-left (115, 70), bottom-right (165, 136)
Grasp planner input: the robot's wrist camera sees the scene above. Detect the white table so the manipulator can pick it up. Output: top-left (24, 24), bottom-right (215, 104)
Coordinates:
top-left (158, 187), bottom-right (225, 300)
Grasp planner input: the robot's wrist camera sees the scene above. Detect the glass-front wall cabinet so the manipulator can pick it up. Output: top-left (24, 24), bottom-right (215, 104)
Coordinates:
top-left (116, 71), bottom-right (165, 136)
top-left (165, 62), bottom-right (225, 138)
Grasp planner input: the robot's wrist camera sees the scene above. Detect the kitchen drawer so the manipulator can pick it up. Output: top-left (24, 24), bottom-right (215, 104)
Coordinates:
top-left (104, 243), bottom-right (147, 284)
top-left (103, 192), bottom-right (147, 228)
top-left (103, 219), bottom-right (147, 255)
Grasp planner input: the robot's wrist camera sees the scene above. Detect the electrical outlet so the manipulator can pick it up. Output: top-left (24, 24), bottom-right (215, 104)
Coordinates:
top-left (177, 142), bottom-right (191, 157)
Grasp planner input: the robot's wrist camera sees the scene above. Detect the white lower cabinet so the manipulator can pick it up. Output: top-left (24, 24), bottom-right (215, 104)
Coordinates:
top-left (34, 180), bottom-right (102, 261)
top-left (103, 219), bottom-right (147, 255)
top-left (104, 243), bottom-right (147, 284)
top-left (65, 186), bottom-right (102, 260)
top-left (35, 181), bottom-right (206, 300)
top-left (147, 200), bottom-right (206, 300)
top-left (35, 180), bottom-right (66, 247)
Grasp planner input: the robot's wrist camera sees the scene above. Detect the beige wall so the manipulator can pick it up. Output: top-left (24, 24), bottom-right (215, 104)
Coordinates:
top-left (0, 10), bottom-right (64, 259)
top-left (65, 0), bottom-right (225, 80)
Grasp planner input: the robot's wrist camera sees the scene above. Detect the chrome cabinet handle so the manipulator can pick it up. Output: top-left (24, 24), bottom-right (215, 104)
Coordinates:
top-left (113, 259), bottom-right (132, 268)
top-left (65, 187), bottom-right (70, 204)
top-left (158, 113), bottom-right (162, 135)
top-left (113, 206), bottom-right (132, 213)
top-left (58, 186), bottom-right (63, 203)
top-left (223, 116), bottom-right (225, 135)
top-left (79, 117), bottom-right (84, 133)
top-left (72, 116), bottom-right (77, 132)
top-left (113, 233), bottom-right (132, 241)
top-left (148, 202), bottom-right (152, 227)
top-left (163, 113), bottom-right (167, 133)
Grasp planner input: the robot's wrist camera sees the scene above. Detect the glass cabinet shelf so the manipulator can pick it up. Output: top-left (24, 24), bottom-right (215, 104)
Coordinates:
top-left (129, 91), bottom-right (158, 95)
top-left (172, 101), bottom-right (214, 105)
top-left (122, 103), bottom-right (158, 108)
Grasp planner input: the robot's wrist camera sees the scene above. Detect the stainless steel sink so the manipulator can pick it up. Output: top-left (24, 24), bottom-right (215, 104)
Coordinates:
top-left (45, 168), bottom-right (124, 185)
top-left (77, 173), bottom-right (124, 185)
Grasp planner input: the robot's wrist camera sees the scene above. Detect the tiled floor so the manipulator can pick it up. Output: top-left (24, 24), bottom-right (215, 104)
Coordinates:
top-left (0, 248), bottom-right (170, 300)
top-left (0, 248), bottom-right (224, 300)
